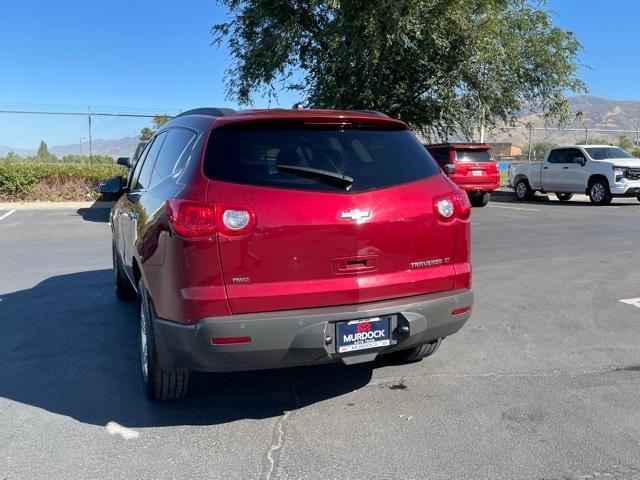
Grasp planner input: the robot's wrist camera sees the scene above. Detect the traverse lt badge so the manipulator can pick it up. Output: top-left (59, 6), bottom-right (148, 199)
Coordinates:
top-left (338, 209), bottom-right (372, 221)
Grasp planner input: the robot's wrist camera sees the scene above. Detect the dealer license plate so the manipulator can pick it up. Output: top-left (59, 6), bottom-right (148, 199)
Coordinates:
top-left (336, 317), bottom-right (391, 353)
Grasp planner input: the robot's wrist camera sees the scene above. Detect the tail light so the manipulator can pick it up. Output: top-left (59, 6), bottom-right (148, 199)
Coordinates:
top-left (165, 199), bottom-right (256, 238)
top-left (433, 190), bottom-right (470, 222)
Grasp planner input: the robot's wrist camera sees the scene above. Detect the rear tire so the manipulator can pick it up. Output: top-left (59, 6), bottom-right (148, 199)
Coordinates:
top-left (470, 192), bottom-right (490, 207)
top-left (113, 244), bottom-right (136, 300)
top-left (138, 278), bottom-right (190, 401)
top-left (588, 179), bottom-right (612, 205)
top-left (636, 195), bottom-right (640, 203)
top-left (555, 193), bottom-right (574, 202)
top-left (388, 339), bottom-right (442, 363)
top-left (514, 179), bottom-right (534, 201)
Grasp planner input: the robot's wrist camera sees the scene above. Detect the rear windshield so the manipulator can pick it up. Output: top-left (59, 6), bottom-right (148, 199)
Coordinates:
top-left (203, 126), bottom-right (440, 193)
top-left (454, 149), bottom-right (493, 163)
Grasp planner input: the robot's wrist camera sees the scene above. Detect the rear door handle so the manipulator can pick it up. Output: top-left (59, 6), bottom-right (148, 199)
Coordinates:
top-left (563, 166), bottom-right (569, 169)
top-left (543, 166), bottom-right (548, 170)
top-left (332, 255), bottom-right (379, 274)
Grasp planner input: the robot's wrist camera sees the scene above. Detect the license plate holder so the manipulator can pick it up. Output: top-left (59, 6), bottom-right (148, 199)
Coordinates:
top-left (471, 170), bottom-right (483, 176)
top-left (336, 317), bottom-right (391, 353)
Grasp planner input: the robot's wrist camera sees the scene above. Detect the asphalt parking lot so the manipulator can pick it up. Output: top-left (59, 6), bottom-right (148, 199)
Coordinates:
top-left (1, 193), bottom-right (640, 480)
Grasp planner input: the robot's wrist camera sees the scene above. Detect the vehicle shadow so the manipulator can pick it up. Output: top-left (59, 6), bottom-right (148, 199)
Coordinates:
top-left (0, 269), bottom-right (374, 428)
top-left (489, 189), bottom-right (637, 207)
top-left (76, 201), bottom-right (113, 223)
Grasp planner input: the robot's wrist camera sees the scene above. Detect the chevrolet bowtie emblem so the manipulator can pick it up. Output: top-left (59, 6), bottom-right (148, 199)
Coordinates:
top-left (338, 209), bottom-right (372, 221)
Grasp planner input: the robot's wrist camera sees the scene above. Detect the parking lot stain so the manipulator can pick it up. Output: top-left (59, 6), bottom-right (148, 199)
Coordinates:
top-left (388, 380), bottom-right (408, 390)
top-left (613, 364), bottom-right (640, 373)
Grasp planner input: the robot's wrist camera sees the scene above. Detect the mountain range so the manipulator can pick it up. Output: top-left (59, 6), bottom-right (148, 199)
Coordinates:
top-left (2, 96), bottom-right (640, 158)
top-left (0, 136), bottom-right (141, 159)
top-left (487, 95), bottom-right (640, 147)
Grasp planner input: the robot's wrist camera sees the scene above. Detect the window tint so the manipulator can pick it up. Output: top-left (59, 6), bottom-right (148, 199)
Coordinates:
top-left (204, 127), bottom-right (440, 193)
top-left (567, 148), bottom-right (585, 163)
top-left (454, 149), bottom-right (493, 163)
top-left (135, 131), bottom-right (166, 190)
top-left (547, 149), bottom-right (567, 164)
top-left (431, 149), bottom-right (450, 166)
top-left (150, 127), bottom-right (197, 186)
top-left (585, 147), bottom-right (634, 160)
top-left (128, 139), bottom-right (154, 189)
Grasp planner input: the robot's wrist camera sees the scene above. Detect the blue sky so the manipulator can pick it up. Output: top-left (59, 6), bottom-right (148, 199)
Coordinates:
top-left (0, 0), bottom-right (637, 148)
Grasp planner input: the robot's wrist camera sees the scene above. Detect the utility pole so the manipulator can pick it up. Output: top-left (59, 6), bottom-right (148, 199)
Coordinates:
top-left (88, 107), bottom-right (93, 159)
top-left (527, 125), bottom-right (533, 163)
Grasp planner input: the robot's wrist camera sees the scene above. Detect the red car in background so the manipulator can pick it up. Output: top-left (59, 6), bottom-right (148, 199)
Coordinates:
top-left (425, 143), bottom-right (500, 207)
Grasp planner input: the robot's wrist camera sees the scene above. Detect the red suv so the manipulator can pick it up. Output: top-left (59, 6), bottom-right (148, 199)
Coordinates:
top-left (99, 108), bottom-right (473, 400)
top-left (426, 143), bottom-right (500, 207)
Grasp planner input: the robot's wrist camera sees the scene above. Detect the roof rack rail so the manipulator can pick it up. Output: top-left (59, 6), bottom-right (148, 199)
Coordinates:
top-left (353, 110), bottom-right (388, 117)
top-left (176, 107), bottom-right (236, 118)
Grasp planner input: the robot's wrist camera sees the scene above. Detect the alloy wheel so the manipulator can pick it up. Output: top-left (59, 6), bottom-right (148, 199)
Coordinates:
top-left (591, 183), bottom-right (605, 203)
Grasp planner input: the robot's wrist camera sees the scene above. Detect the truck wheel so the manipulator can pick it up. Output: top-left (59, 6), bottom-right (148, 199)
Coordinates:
top-left (555, 193), bottom-right (574, 202)
top-left (138, 278), bottom-right (190, 401)
top-left (636, 195), bottom-right (640, 203)
top-left (588, 179), bottom-right (612, 205)
top-left (470, 192), bottom-right (490, 207)
top-left (113, 243), bottom-right (136, 300)
top-left (388, 339), bottom-right (442, 363)
top-left (514, 179), bottom-right (534, 201)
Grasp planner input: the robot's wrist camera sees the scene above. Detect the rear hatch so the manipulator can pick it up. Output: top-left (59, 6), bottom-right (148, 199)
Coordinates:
top-left (204, 120), bottom-right (461, 314)
top-left (453, 148), bottom-right (499, 185)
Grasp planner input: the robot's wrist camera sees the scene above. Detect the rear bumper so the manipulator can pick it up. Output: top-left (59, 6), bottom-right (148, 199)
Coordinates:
top-left (458, 183), bottom-right (500, 194)
top-left (153, 289), bottom-right (473, 372)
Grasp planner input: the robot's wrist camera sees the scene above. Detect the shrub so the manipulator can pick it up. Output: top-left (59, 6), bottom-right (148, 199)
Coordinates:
top-left (0, 162), bottom-right (127, 201)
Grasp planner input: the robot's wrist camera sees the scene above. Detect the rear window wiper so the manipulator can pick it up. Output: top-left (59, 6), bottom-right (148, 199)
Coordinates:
top-left (276, 164), bottom-right (354, 190)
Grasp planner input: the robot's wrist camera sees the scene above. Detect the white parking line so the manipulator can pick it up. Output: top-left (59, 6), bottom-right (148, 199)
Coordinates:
top-left (487, 205), bottom-right (540, 212)
top-left (620, 298), bottom-right (640, 309)
top-left (0, 210), bottom-right (16, 221)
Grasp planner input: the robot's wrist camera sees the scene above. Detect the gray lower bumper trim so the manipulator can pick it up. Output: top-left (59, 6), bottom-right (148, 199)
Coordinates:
top-left (153, 289), bottom-right (473, 372)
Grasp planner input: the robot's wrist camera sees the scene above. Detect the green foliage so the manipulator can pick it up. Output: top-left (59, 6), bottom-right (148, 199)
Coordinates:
top-left (617, 135), bottom-right (634, 151)
top-left (576, 137), bottom-right (610, 145)
top-left (139, 114), bottom-right (172, 140)
top-left (213, 0), bottom-right (586, 138)
top-left (153, 114), bottom-right (172, 129)
top-left (0, 161), bottom-right (126, 199)
top-left (60, 154), bottom-right (116, 165)
top-left (139, 127), bottom-right (155, 141)
top-left (524, 141), bottom-right (557, 155)
top-left (35, 140), bottom-right (57, 162)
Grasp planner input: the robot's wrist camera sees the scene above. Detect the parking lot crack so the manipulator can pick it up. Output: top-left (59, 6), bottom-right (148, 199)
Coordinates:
top-left (259, 382), bottom-right (300, 480)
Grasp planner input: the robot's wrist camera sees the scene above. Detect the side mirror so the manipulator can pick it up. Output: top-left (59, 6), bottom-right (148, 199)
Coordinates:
top-left (117, 157), bottom-right (132, 168)
top-left (98, 176), bottom-right (124, 196)
top-left (574, 157), bottom-right (586, 166)
top-left (443, 163), bottom-right (456, 175)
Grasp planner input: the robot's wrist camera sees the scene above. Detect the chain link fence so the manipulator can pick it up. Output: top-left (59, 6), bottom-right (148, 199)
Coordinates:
top-left (0, 105), bottom-right (182, 164)
top-left (484, 124), bottom-right (640, 165)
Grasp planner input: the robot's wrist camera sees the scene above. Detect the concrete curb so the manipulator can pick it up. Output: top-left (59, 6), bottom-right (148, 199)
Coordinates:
top-left (0, 201), bottom-right (114, 210)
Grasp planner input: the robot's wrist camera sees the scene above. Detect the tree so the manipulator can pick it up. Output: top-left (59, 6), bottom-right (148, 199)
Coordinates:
top-left (213, 0), bottom-right (585, 138)
top-left (36, 140), bottom-right (56, 161)
top-left (576, 137), bottom-right (609, 146)
top-left (152, 115), bottom-right (172, 129)
top-left (524, 141), bottom-right (556, 156)
top-left (617, 135), bottom-right (634, 151)
top-left (139, 127), bottom-right (155, 141)
top-left (139, 114), bottom-right (172, 140)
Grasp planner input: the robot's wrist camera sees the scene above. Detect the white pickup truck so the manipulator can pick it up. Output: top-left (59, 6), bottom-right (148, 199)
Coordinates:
top-left (509, 145), bottom-right (640, 205)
